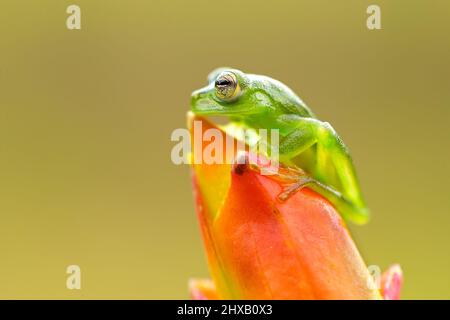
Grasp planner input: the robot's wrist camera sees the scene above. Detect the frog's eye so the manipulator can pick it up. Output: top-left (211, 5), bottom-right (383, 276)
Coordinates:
top-left (214, 72), bottom-right (240, 101)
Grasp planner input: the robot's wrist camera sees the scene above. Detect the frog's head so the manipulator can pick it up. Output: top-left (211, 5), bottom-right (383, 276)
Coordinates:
top-left (191, 68), bottom-right (267, 117)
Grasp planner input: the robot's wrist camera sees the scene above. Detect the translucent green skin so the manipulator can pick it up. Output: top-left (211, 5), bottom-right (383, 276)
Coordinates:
top-left (191, 68), bottom-right (369, 224)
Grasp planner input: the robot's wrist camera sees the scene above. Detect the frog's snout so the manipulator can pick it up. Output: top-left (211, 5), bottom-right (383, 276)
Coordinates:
top-left (191, 89), bottom-right (201, 101)
top-left (191, 89), bottom-right (202, 107)
top-left (191, 85), bottom-right (212, 107)
top-left (191, 85), bottom-right (210, 100)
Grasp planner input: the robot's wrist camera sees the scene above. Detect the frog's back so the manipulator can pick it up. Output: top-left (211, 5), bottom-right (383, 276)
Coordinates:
top-left (251, 74), bottom-right (316, 118)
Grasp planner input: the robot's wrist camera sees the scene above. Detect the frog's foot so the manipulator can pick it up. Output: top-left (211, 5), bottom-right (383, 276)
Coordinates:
top-left (278, 176), bottom-right (317, 201)
top-left (188, 278), bottom-right (219, 300)
top-left (232, 151), bottom-right (329, 201)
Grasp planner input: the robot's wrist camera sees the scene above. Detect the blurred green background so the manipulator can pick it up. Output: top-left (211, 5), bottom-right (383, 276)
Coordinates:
top-left (0, 0), bottom-right (449, 299)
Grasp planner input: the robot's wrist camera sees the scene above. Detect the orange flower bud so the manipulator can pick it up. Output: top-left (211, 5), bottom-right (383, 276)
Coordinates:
top-left (189, 114), bottom-right (399, 300)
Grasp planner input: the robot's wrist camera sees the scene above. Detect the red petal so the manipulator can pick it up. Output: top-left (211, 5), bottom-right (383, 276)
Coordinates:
top-left (381, 264), bottom-right (403, 300)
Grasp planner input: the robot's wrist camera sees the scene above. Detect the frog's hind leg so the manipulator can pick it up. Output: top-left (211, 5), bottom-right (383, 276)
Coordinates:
top-left (278, 117), bottom-right (370, 224)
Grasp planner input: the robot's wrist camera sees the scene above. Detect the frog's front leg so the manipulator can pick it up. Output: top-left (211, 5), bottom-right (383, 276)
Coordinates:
top-left (278, 116), bottom-right (369, 224)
